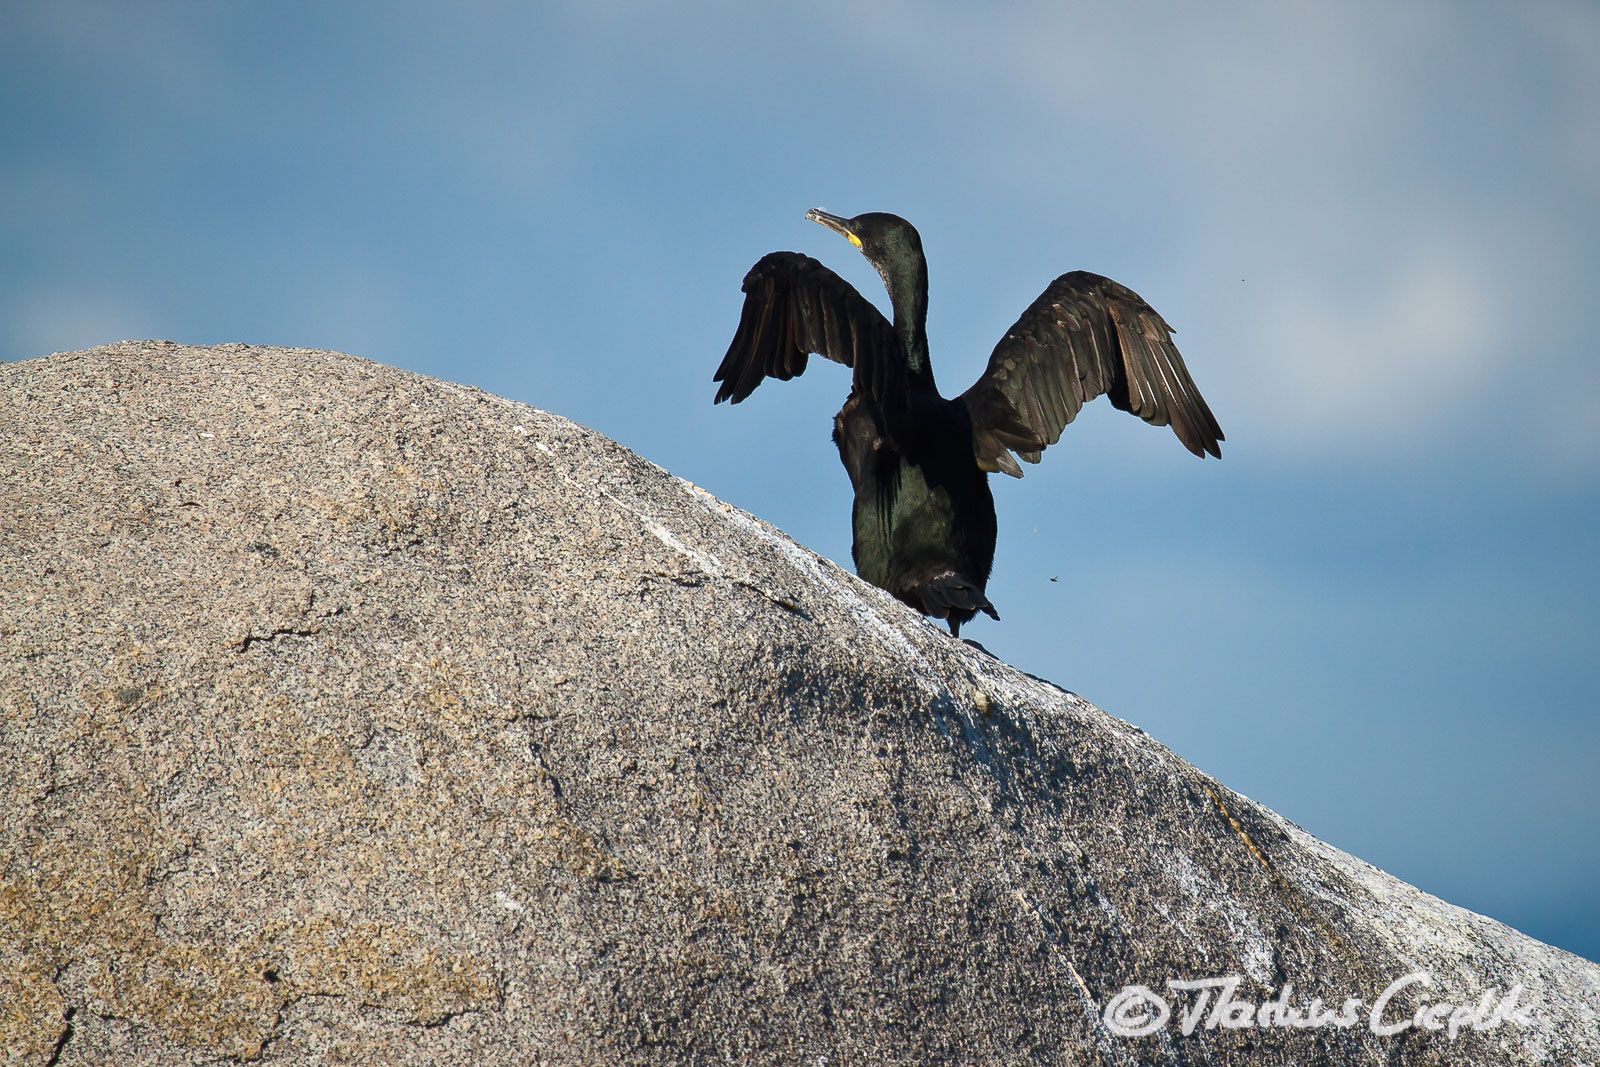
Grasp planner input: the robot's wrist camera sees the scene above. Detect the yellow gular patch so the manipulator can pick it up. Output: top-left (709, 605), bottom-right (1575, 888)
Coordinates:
top-left (847, 232), bottom-right (862, 248)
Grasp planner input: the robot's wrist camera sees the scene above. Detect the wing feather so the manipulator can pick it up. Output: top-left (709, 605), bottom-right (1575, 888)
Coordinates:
top-left (959, 271), bottom-right (1223, 475)
top-left (714, 251), bottom-right (909, 441)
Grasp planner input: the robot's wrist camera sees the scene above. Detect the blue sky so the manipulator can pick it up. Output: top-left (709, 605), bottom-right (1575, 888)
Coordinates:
top-left (5, 2), bottom-right (1597, 963)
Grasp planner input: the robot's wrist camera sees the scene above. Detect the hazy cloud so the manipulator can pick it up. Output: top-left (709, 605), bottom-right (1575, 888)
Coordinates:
top-left (10, 288), bottom-right (160, 358)
top-left (790, 2), bottom-right (1598, 469)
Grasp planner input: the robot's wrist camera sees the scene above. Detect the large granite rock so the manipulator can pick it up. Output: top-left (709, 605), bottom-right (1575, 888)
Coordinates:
top-left (2, 341), bottom-right (1595, 1065)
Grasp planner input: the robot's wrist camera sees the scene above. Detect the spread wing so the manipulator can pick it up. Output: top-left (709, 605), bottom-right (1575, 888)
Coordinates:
top-left (714, 251), bottom-right (909, 442)
top-left (958, 271), bottom-right (1223, 477)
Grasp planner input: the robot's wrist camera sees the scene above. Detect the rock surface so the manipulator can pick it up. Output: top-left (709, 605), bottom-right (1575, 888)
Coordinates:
top-left (2, 341), bottom-right (1596, 1066)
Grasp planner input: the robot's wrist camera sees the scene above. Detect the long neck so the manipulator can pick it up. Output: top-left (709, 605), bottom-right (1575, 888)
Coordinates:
top-left (876, 252), bottom-right (936, 392)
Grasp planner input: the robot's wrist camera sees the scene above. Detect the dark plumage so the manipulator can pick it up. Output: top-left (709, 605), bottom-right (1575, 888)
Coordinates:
top-left (714, 209), bottom-right (1223, 636)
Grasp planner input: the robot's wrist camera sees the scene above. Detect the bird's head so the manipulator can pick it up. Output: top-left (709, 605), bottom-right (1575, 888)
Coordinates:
top-left (806, 208), bottom-right (923, 262)
top-left (805, 208), bottom-right (925, 290)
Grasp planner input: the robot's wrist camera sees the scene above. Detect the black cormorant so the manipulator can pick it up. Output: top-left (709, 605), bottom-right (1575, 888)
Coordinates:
top-left (714, 209), bottom-right (1223, 636)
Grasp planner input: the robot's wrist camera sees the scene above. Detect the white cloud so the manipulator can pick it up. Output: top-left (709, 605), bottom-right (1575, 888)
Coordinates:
top-left (1238, 245), bottom-right (1500, 452)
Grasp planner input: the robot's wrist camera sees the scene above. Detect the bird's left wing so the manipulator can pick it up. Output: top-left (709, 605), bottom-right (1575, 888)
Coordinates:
top-left (957, 271), bottom-right (1223, 476)
top-left (714, 251), bottom-right (909, 442)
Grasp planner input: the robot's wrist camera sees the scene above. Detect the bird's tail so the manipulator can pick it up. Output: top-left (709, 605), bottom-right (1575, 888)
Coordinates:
top-left (915, 572), bottom-right (999, 636)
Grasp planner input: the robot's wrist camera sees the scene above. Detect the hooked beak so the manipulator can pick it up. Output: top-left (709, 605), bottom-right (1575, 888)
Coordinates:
top-left (805, 208), bottom-right (861, 248)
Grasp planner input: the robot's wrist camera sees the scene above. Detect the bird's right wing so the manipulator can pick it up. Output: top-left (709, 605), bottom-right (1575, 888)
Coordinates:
top-left (714, 251), bottom-right (909, 441)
